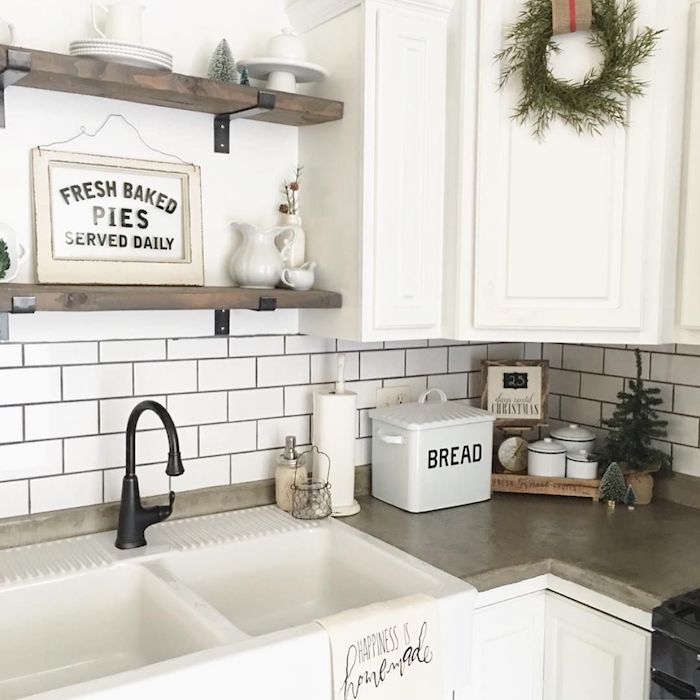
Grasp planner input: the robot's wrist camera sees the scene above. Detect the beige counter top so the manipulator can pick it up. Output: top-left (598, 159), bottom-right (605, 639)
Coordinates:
top-left (345, 494), bottom-right (700, 612)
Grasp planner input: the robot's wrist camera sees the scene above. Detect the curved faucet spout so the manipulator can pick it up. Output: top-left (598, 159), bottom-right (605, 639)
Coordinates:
top-left (116, 400), bottom-right (185, 549)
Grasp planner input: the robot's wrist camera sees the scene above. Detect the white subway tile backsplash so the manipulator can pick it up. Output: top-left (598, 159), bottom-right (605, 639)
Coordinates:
top-left (231, 449), bottom-right (279, 483)
top-left (259, 415), bottom-right (310, 450)
top-left (199, 421), bottom-right (256, 457)
top-left (100, 340), bottom-right (165, 363)
top-left (660, 412), bottom-right (699, 448)
top-left (30, 472), bottom-right (103, 513)
top-left (229, 335), bottom-right (284, 357)
top-left (0, 344), bottom-right (22, 368)
top-left (675, 385), bottom-right (700, 417)
top-left (286, 335), bottom-right (336, 354)
top-left (579, 373), bottom-right (623, 404)
top-left (64, 364), bottom-right (133, 400)
top-left (0, 367), bottom-right (61, 406)
top-left (0, 480), bottom-right (29, 518)
top-left (360, 350), bottom-right (404, 380)
top-left (384, 340), bottom-right (429, 349)
top-left (670, 445), bottom-right (700, 478)
top-left (199, 358), bottom-right (256, 391)
top-left (311, 352), bottom-right (359, 383)
top-left (167, 338), bottom-right (227, 360)
top-left (384, 376), bottom-right (427, 401)
top-left (652, 353), bottom-right (700, 386)
top-left (406, 348), bottom-right (448, 376)
top-left (675, 345), bottom-right (700, 356)
top-left (355, 437), bottom-right (372, 466)
top-left (562, 345), bottom-right (604, 373)
top-left (284, 384), bottom-right (332, 416)
top-left (0, 407), bottom-right (22, 444)
top-left (359, 409), bottom-right (372, 438)
top-left (177, 456), bottom-right (230, 491)
top-left (344, 380), bottom-right (382, 409)
top-left (559, 396), bottom-right (601, 427)
top-left (258, 355), bottom-right (309, 387)
top-left (448, 345), bottom-right (488, 373)
top-left (467, 371), bottom-right (483, 399)
top-left (604, 348), bottom-right (650, 379)
top-left (134, 361), bottom-right (197, 395)
top-left (487, 343), bottom-right (523, 361)
top-left (167, 392), bottom-right (228, 426)
top-left (337, 340), bottom-right (383, 352)
top-left (229, 387), bottom-right (284, 421)
top-left (25, 342), bottom-right (98, 366)
top-left (25, 401), bottom-right (98, 441)
top-left (99, 396), bottom-right (165, 433)
top-left (543, 344), bottom-right (563, 369)
top-left (549, 369), bottom-right (580, 397)
top-left (428, 373), bottom-right (469, 400)
top-left (0, 440), bottom-right (62, 480)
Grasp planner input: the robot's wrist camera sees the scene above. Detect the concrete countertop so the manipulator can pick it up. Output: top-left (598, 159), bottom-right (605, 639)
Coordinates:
top-left (345, 494), bottom-right (700, 612)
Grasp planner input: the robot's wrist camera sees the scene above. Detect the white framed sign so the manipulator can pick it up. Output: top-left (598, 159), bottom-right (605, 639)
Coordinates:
top-left (481, 360), bottom-right (550, 427)
top-left (31, 149), bottom-right (204, 285)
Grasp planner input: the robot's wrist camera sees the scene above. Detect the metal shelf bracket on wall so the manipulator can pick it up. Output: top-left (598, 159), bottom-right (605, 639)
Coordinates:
top-left (0, 294), bottom-right (36, 341)
top-left (213, 296), bottom-right (278, 336)
top-left (213, 91), bottom-right (276, 154)
top-left (0, 49), bottom-right (31, 128)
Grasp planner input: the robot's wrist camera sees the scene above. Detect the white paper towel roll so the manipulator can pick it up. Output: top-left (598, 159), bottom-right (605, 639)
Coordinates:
top-left (313, 390), bottom-right (360, 516)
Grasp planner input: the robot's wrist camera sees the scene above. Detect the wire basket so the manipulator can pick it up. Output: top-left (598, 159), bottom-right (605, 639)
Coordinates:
top-left (291, 446), bottom-right (332, 520)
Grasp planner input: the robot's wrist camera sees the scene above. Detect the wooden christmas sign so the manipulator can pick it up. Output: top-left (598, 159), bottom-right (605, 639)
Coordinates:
top-left (32, 149), bottom-right (204, 285)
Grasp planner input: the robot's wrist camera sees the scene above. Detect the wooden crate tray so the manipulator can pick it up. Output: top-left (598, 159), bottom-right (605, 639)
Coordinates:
top-left (492, 472), bottom-right (601, 501)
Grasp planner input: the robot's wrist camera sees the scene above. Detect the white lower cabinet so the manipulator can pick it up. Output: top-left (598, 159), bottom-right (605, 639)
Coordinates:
top-left (468, 591), bottom-right (650, 700)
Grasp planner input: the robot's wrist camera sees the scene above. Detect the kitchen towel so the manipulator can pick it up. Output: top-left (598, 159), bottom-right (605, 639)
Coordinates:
top-left (316, 594), bottom-right (442, 700)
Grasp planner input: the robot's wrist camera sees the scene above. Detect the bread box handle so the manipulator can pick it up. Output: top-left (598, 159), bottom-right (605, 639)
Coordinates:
top-left (377, 430), bottom-right (405, 445)
top-left (418, 388), bottom-right (448, 404)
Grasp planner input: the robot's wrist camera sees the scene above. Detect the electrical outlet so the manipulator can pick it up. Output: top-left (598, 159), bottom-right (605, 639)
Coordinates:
top-left (376, 386), bottom-right (411, 408)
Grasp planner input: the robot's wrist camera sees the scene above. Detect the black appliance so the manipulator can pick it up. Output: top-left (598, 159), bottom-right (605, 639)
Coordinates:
top-left (652, 590), bottom-right (700, 698)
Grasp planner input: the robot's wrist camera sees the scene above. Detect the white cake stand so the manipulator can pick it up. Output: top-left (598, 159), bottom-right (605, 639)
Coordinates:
top-left (236, 58), bottom-right (328, 94)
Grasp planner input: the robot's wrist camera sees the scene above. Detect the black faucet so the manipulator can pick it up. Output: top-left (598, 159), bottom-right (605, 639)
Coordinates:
top-left (115, 400), bottom-right (185, 550)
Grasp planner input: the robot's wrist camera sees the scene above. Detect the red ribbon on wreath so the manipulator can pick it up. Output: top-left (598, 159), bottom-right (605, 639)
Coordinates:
top-left (552, 0), bottom-right (592, 34)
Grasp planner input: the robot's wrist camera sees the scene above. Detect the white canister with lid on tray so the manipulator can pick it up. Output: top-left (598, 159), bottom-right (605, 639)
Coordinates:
top-left (566, 450), bottom-right (599, 480)
top-left (527, 438), bottom-right (567, 478)
top-left (550, 423), bottom-right (596, 454)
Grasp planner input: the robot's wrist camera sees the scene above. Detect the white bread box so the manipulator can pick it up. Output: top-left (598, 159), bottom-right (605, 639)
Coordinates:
top-left (369, 389), bottom-right (495, 513)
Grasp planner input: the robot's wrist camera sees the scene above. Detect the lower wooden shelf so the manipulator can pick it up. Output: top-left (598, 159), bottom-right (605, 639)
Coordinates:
top-left (492, 472), bottom-right (601, 501)
top-left (0, 284), bottom-right (342, 313)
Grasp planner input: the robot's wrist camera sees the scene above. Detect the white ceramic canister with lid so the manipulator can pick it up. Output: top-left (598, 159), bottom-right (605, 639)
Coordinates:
top-left (527, 437), bottom-right (567, 477)
top-left (550, 423), bottom-right (596, 454)
top-left (566, 450), bottom-right (599, 480)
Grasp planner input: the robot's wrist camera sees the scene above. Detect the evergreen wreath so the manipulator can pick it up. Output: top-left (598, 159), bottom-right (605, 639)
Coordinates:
top-left (0, 239), bottom-right (9, 281)
top-left (496, 0), bottom-right (662, 139)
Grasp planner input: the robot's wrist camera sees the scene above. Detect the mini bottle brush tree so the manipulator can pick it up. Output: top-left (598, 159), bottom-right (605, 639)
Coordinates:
top-left (599, 462), bottom-right (627, 504)
top-left (0, 240), bottom-right (9, 280)
top-left (601, 348), bottom-right (670, 472)
top-left (207, 39), bottom-right (238, 84)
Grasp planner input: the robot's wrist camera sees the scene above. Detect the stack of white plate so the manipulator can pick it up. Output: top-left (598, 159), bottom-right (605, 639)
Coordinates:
top-left (69, 39), bottom-right (173, 72)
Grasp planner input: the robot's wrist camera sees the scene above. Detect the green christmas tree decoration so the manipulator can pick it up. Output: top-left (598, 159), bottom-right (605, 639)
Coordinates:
top-left (207, 39), bottom-right (238, 83)
top-left (599, 462), bottom-right (627, 504)
top-left (601, 348), bottom-right (670, 471)
top-left (624, 485), bottom-right (637, 509)
top-left (239, 66), bottom-right (250, 86)
top-left (0, 239), bottom-right (10, 281)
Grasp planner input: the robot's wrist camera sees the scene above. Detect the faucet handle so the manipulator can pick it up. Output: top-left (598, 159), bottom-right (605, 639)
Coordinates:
top-left (155, 491), bottom-right (176, 522)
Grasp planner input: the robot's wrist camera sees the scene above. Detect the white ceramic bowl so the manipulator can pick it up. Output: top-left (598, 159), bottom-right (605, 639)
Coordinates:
top-left (527, 437), bottom-right (566, 478)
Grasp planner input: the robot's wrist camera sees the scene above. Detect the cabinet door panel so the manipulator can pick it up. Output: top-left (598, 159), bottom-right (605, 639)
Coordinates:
top-left (544, 593), bottom-right (650, 700)
top-left (471, 0), bottom-right (680, 333)
top-left (367, 4), bottom-right (446, 336)
top-left (471, 593), bottom-right (545, 700)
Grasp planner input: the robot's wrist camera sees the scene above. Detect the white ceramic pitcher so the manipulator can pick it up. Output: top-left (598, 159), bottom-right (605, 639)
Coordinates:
top-left (229, 223), bottom-right (294, 289)
top-left (0, 17), bottom-right (15, 46)
top-left (92, 2), bottom-right (145, 43)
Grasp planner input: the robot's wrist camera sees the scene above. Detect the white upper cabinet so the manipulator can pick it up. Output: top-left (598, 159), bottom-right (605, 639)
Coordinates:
top-left (291, 0), bottom-right (452, 341)
top-left (677, 2), bottom-right (700, 344)
top-left (445, 0), bottom-right (689, 343)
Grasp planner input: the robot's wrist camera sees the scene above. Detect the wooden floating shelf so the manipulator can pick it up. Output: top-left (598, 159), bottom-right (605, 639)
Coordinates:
top-left (492, 472), bottom-right (601, 501)
top-left (0, 45), bottom-right (344, 127)
top-left (0, 284), bottom-right (342, 313)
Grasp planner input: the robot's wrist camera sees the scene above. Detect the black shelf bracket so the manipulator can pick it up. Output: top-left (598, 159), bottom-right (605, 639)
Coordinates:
top-left (1, 49), bottom-right (31, 128)
top-left (214, 309), bottom-right (230, 336)
top-left (214, 91), bottom-right (276, 154)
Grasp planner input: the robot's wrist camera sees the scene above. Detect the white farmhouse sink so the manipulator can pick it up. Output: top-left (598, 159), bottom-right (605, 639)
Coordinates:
top-left (0, 565), bottom-right (232, 699)
top-left (0, 507), bottom-right (475, 700)
top-left (159, 524), bottom-right (440, 636)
